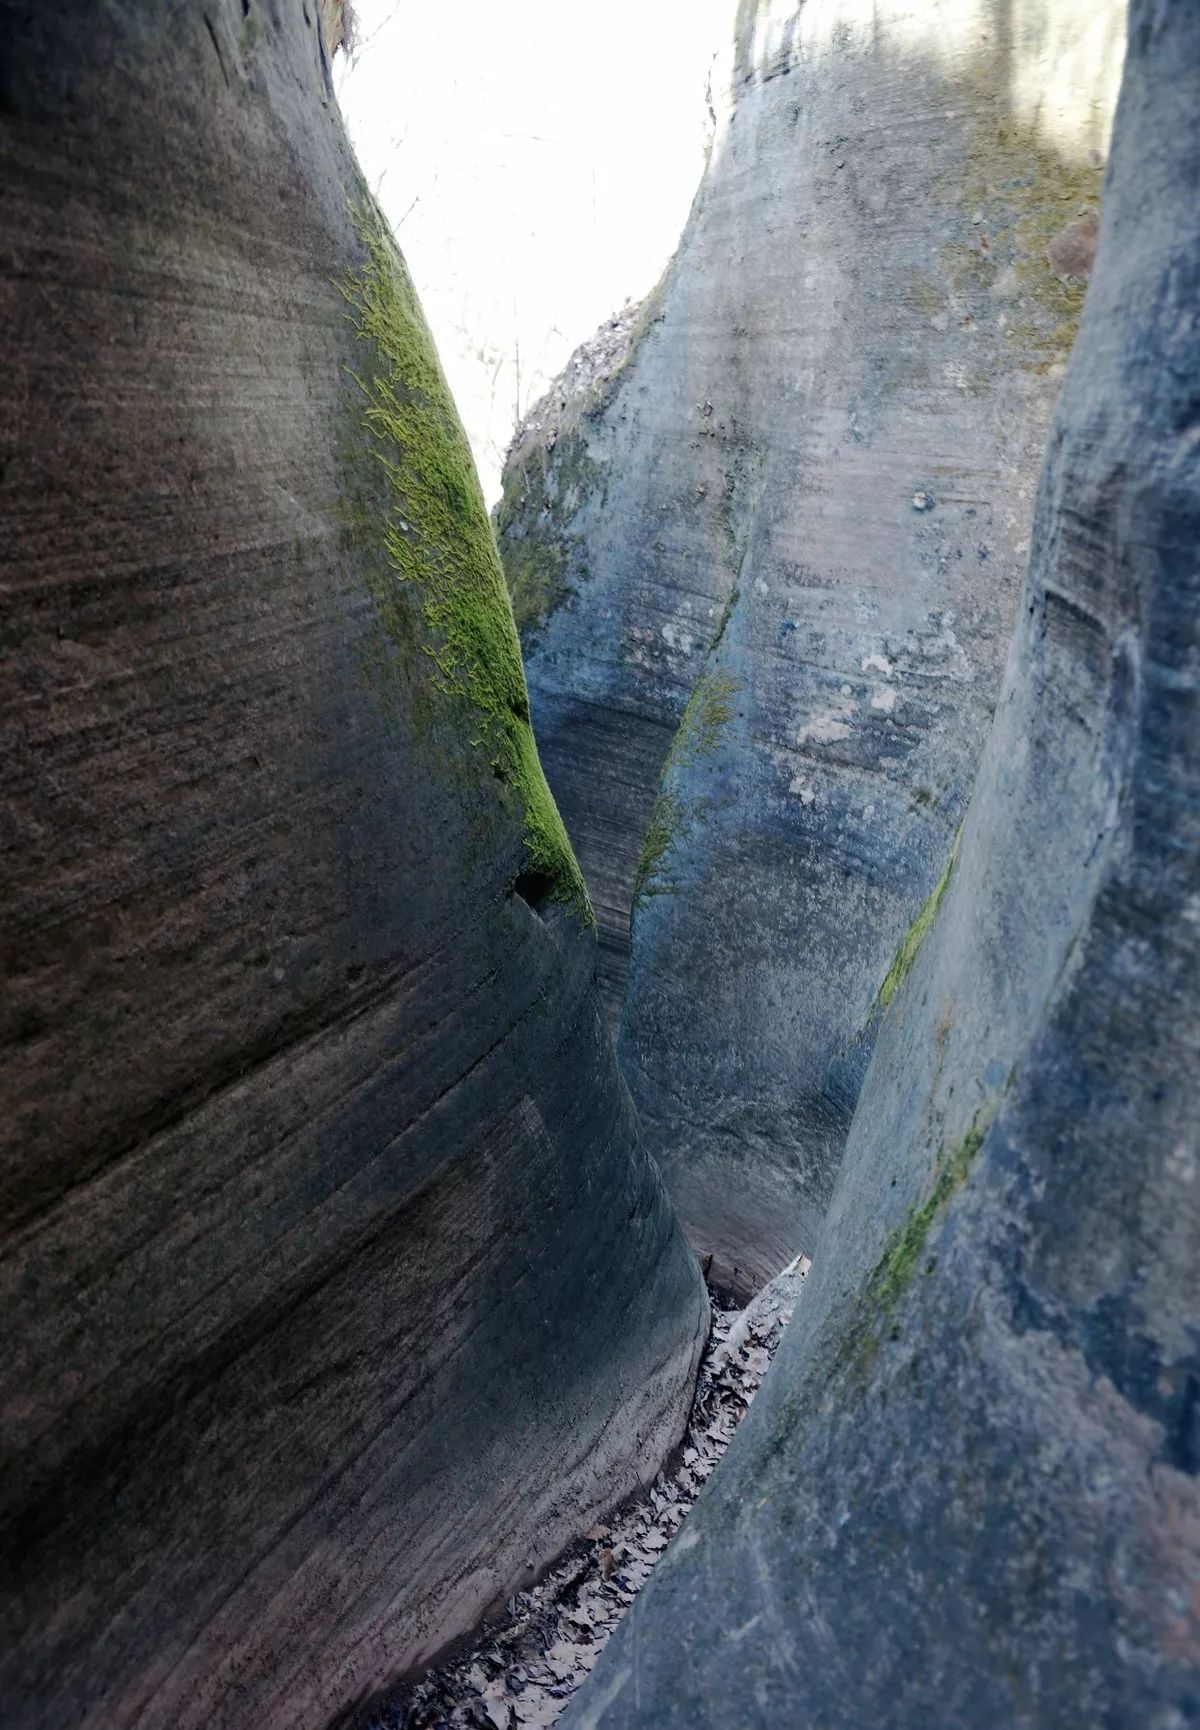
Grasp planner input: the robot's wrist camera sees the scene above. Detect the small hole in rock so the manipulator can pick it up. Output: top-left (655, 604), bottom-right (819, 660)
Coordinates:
top-left (512, 869), bottom-right (556, 916)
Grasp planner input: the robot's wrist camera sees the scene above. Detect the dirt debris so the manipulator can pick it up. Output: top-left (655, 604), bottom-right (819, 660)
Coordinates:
top-left (370, 1259), bottom-right (809, 1730)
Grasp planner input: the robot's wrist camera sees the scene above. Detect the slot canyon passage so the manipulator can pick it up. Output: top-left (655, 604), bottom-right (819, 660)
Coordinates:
top-left (0, 4), bottom-right (1196, 1730)
top-left (498, 0), bottom-right (1129, 1298)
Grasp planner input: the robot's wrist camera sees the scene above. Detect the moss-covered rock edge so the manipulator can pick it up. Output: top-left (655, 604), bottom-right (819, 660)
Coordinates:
top-left (339, 201), bottom-right (592, 925)
top-left (875, 827), bottom-right (962, 1013)
top-left (632, 670), bottom-right (741, 914)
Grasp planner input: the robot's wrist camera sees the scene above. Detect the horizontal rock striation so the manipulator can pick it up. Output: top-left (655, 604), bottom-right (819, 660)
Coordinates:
top-left (0, 5), bottom-right (706, 1727)
top-left (499, 0), bottom-right (1125, 1296)
top-left (562, 1), bottom-right (1200, 1720)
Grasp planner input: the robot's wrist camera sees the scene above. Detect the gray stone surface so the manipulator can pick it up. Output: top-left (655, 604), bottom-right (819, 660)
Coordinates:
top-left (562, 2), bottom-right (1200, 1721)
top-left (500, 0), bottom-right (1124, 1297)
top-left (0, 6), bottom-right (706, 1727)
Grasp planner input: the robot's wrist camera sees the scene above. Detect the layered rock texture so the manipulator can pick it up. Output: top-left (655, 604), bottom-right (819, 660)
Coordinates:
top-left (564, 1), bottom-right (1200, 1721)
top-left (0, 6), bottom-right (706, 1728)
top-left (499, 0), bottom-right (1126, 1296)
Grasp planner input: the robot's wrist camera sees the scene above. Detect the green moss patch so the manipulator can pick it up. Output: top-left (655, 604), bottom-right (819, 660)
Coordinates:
top-left (875, 828), bottom-right (961, 1014)
top-left (496, 429), bottom-right (599, 641)
top-left (633, 791), bottom-right (687, 916)
top-left (632, 670), bottom-right (740, 913)
top-left (867, 1109), bottom-right (990, 1314)
top-left (835, 1103), bottom-right (995, 1390)
top-left (339, 203), bottom-right (591, 924)
top-left (502, 536), bottom-right (573, 639)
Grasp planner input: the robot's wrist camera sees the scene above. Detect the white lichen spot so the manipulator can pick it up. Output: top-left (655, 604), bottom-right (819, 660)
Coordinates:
top-left (861, 652), bottom-right (893, 676)
top-left (918, 614), bottom-right (973, 682)
top-left (1166, 1142), bottom-right (1197, 1185)
top-left (754, 577), bottom-right (770, 596)
top-left (661, 621), bottom-right (695, 654)
top-left (870, 686), bottom-right (899, 713)
top-left (789, 775), bottom-right (816, 805)
top-left (992, 264), bottom-right (1020, 300)
top-left (797, 704), bottom-right (854, 745)
top-left (840, 682), bottom-right (853, 697)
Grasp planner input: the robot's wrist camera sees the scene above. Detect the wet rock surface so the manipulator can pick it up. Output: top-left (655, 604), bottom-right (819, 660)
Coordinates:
top-left (498, 0), bottom-right (1125, 1298)
top-left (560, 4), bottom-right (1200, 1725)
top-left (0, 5), bottom-right (705, 1728)
top-left (374, 1266), bottom-right (807, 1730)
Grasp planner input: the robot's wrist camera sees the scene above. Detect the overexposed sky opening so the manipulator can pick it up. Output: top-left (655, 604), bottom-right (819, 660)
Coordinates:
top-left (335, 0), bottom-right (733, 504)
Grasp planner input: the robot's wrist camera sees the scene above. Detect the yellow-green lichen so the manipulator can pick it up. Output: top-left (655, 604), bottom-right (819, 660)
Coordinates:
top-left (633, 790), bottom-right (687, 916)
top-left (502, 537), bottom-right (573, 639)
top-left (675, 668), bottom-right (741, 764)
top-left (945, 66), bottom-right (1108, 368)
top-left (875, 827), bottom-right (961, 1013)
top-left (867, 1109), bottom-right (990, 1314)
top-left (836, 1102), bottom-right (996, 1388)
top-left (633, 670), bottom-right (740, 912)
top-left (339, 203), bottom-right (591, 923)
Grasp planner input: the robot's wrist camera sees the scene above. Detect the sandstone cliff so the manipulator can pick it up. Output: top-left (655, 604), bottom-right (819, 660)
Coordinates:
top-left (499, 0), bottom-right (1125, 1295)
top-left (0, 5), bottom-right (705, 1727)
top-left (563, 0), bottom-right (1200, 1719)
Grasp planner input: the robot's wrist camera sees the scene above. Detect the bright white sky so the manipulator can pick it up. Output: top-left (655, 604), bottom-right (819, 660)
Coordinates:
top-left (335, 0), bottom-right (733, 503)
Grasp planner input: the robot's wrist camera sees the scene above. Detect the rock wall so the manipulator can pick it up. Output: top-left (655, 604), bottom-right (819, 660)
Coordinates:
top-left (499, 0), bottom-right (1125, 1296)
top-left (0, 5), bottom-right (706, 1727)
top-left (562, 1), bottom-right (1200, 1720)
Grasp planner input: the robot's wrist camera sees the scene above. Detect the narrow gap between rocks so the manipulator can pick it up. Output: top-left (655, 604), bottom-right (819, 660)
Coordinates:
top-left (371, 1257), bottom-right (810, 1730)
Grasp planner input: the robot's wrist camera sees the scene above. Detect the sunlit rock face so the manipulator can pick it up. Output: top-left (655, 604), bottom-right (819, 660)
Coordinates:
top-left (0, 5), bottom-right (706, 1727)
top-left (498, 0), bottom-right (1124, 1297)
top-left (560, 3), bottom-right (1200, 1722)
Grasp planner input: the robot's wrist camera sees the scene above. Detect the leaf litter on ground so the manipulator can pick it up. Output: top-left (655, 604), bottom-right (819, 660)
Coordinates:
top-left (369, 1256), bottom-right (809, 1730)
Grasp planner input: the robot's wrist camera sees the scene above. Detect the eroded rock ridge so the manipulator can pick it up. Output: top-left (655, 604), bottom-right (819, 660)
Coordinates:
top-left (0, 6), bottom-right (705, 1727)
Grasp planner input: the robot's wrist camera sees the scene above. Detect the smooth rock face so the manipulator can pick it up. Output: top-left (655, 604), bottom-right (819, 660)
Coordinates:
top-left (0, 6), bottom-right (706, 1728)
top-left (563, 3), bottom-right (1200, 1722)
top-left (499, 0), bottom-right (1124, 1296)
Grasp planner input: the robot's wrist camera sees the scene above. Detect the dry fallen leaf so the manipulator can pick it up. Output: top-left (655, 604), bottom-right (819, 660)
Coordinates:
top-left (481, 1687), bottom-right (512, 1729)
top-left (513, 1695), bottom-right (561, 1729)
top-left (371, 1268), bottom-right (804, 1730)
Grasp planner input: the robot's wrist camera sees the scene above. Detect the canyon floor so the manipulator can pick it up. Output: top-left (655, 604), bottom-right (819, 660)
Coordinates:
top-left (373, 1259), bottom-right (810, 1730)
